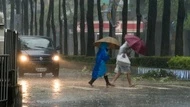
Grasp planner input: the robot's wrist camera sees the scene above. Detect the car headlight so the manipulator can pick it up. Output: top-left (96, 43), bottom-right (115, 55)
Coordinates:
top-left (52, 55), bottom-right (59, 61)
top-left (20, 55), bottom-right (28, 62)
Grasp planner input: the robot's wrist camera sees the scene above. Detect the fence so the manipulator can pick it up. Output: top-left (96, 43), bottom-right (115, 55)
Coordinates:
top-left (0, 55), bottom-right (9, 103)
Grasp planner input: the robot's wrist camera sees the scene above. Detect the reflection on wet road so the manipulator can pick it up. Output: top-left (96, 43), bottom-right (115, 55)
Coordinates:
top-left (18, 69), bottom-right (190, 107)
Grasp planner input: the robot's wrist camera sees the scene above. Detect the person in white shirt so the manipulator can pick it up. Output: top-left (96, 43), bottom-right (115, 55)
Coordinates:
top-left (111, 41), bottom-right (135, 87)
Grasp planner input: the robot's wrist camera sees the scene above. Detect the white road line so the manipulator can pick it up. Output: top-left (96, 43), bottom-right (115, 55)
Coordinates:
top-left (67, 86), bottom-right (100, 91)
top-left (137, 85), bottom-right (170, 90)
top-left (115, 86), bottom-right (139, 90)
top-left (168, 85), bottom-right (190, 89)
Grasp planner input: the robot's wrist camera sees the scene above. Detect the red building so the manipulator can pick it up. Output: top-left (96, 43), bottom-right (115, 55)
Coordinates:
top-left (77, 21), bottom-right (144, 35)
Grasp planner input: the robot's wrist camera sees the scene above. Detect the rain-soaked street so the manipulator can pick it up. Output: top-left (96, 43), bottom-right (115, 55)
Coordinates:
top-left (18, 67), bottom-right (190, 107)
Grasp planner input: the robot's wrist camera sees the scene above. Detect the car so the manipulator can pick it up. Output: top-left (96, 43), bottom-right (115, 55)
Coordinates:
top-left (17, 36), bottom-right (60, 77)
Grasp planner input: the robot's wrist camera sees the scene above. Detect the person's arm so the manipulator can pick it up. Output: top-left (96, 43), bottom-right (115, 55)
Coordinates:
top-left (126, 48), bottom-right (132, 57)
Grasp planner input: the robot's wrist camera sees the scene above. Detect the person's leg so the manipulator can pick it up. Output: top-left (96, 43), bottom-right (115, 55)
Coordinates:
top-left (111, 72), bottom-right (121, 84)
top-left (126, 73), bottom-right (132, 85)
top-left (126, 72), bottom-right (134, 87)
top-left (104, 75), bottom-right (115, 87)
top-left (88, 78), bottom-right (96, 87)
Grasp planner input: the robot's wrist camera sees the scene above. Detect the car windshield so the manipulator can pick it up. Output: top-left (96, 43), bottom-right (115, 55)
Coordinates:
top-left (20, 37), bottom-right (54, 50)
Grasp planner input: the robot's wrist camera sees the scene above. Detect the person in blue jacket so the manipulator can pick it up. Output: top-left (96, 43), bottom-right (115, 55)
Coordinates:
top-left (88, 42), bottom-right (114, 87)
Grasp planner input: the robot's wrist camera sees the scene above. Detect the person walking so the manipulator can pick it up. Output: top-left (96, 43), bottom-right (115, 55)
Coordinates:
top-left (111, 41), bottom-right (134, 87)
top-left (88, 42), bottom-right (114, 87)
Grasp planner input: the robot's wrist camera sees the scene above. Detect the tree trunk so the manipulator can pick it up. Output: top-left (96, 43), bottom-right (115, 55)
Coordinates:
top-left (86, 0), bottom-right (95, 56)
top-left (97, 0), bottom-right (103, 39)
top-left (73, 0), bottom-right (78, 55)
top-left (0, 0), bottom-right (2, 11)
top-left (21, 0), bottom-right (24, 34)
top-left (62, 0), bottom-right (68, 55)
top-left (39, 0), bottom-right (44, 35)
top-left (146, 0), bottom-right (157, 56)
top-left (175, 0), bottom-right (185, 56)
top-left (34, 0), bottom-right (37, 35)
top-left (136, 0), bottom-right (141, 38)
top-left (59, 0), bottom-right (63, 54)
top-left (15, 0), bottom-right (21, 33)
top-left (23, 0), bottom-right (29, 35)
top-left (161, 0), bottom-right (171, 56)
top-left (29, 0), bottom-right (33, 35)
top-left (80, 0), bottom-right (86, 55)
top-left (10, 0), bottom-right (15, 30)
top-left (122, 0), bottom-right (128, 44)
top-left (51, 0), bottom-right (56, 46)
top-left (109, 21), bottom-right (112, 37)
top-left (135, 0), bottom-right (141, 57)
top-left (46, 0), bottom-right (52, 37)
top-left (2, 0), bottom-right (7, 28)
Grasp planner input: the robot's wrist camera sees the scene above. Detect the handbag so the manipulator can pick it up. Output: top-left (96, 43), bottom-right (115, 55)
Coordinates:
top-left (117, 53), bottom-right (131, 64)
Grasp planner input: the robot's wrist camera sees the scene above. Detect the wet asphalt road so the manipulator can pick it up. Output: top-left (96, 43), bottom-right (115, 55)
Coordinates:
top-left (18, 68), bottom-right (190, 107)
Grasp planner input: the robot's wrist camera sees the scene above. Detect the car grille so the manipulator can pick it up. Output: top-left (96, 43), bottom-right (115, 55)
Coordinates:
top-left (29, 56), bottom-right (52, 62)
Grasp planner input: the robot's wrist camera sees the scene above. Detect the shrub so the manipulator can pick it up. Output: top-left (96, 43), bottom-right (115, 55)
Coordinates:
top-left (142, 69), bottom-right (176, 79)
top-left (130, 56), bottom-right (171, 68)
top-left (62, 55), bottom-right (116, 64)
top-left (167, 56), bottom-right (190, 70)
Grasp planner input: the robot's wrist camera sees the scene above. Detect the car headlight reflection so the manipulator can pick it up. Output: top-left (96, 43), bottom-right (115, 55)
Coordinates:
top-left (52, 55), bottom-right (59, 61)
top-left (20, 55), bottom-right (28, 62)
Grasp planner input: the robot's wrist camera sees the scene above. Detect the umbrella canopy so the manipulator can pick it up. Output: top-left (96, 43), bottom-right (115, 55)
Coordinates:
top-left (125, 34), bottom-right (147, 55)
top-left (94, 37), bottom-right (120, 49)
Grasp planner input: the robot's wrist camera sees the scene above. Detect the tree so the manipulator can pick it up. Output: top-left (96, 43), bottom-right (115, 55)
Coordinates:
top-left (73, 0), bottom-right (78, 55)
top-left (23, 0), bottom-right (29, 35)
top-left (15, 0), bottom-right (21, 33)
top-left (29, 0), bottom-right (34, 35)
top-left (51, 0), bottom-right (56, 46)
top-left (59, 0), bottom-right (63, 54)
top-left (46, 0), bottom-right (52, 37)
top-left (175, 0), bottom-right (185, 55)
top-left (62, 0), bottom-right (68, 55)
top-left (97, 0), bottom-right (103, 39)
top-left (122, 0), bottom-right (128, 44)
top-left (146, 0), bottom-right (157, 56)
top-left (161, 0), bottom-right (171, 56)
top-left (136, 0), bottom-right (141, 38)
top-left (80, 0), bottom-right (86, 55)
top-left (2, 0), bottom-right (7, 28)
top-left (86, 0), bottom-right (95, 56)
top-left (0, 0), bottom-right (2, 11)
top-left (10, 0), bottom-right (14, 30)
top-left (39, 0), bottom-right (44, 35)
top-left (34, 0), bottom-right (37, 35)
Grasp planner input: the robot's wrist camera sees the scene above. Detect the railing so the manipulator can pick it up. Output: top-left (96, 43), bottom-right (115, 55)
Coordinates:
top-left (138, 67), bottom-right (190, 80)
top-left (0, 54), bottom-right (9, 103)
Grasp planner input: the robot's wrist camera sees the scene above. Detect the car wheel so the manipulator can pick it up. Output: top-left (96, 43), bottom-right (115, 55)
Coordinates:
top-left (42, 73), bottom-right (46, 77)
top-left (53, 70), bottom-right (59, 77)
top-left (18, 68), bottom-right (24, 77)
top-left (19, 72), bottom-right (24, 77)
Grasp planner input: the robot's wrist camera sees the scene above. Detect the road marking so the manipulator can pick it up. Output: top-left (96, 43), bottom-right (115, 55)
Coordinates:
top-left (115, 86), bottom-right (139, 90)
top-left (67, 86), bottom-right (100, 91)
top-left (137, 85), bottom-right (170, 90)
top-left (168, 85), bottom-right (190, 89)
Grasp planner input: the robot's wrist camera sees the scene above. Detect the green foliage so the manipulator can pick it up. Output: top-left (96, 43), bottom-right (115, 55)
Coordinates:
top-left (62, 55), bottom-right (116, 64)
top-left (62, 56), bottom-right (190, 70)
top-left (130, 56), bottom-right (171, 68)
top-left (142, 69), bottom-right (175, 78)
top-left (144, 0), bottom-right (190, 30)
top-left (144, 0), bottom-right (178, 21)
top-left (167, 56), bottom-right (190, 70)
top-left (141, 69), bottom-right (176, 81)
